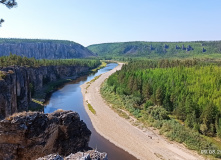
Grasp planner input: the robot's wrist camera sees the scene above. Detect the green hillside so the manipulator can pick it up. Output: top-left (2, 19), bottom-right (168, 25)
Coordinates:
top-left (88, 41), bottom-right (221, 59)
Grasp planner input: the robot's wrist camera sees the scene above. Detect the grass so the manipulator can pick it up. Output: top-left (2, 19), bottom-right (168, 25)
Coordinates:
top-left (0, 71), bottom-right (7, 80)
top-left (117, 109), bottom-right (130, 119)
top-left (86, 84), bottom-right (90, 90)
top-left (31, 98), bottom-right (44, 106)
top-left (86, 101), bottom-right (96, 115)
top-left (90, 74), bottom-right (102, 83)
top-left (203, 135), bottom-right (221, 151)
top-left (6, 111), bottom-right (37, 121)
top-left (86, 74), bottom-right (102, 91)
top-left (91, 61), bottom-right (107, 72)
top-left (54, 109), bottom-right (64, 113)
top-left (88, 74), bottom-right (102, 84)
top-left (0, 70), bottom-right (15, 80)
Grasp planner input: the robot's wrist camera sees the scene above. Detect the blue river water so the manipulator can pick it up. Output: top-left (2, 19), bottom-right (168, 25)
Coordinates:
top-left (44, 63), bottom-right (137, 160)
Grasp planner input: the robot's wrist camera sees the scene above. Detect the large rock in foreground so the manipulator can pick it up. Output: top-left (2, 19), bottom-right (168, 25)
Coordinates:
top-left (0, 110), bottom-right (91, 160)
top-left (37, 150), bottom-right (108, 160)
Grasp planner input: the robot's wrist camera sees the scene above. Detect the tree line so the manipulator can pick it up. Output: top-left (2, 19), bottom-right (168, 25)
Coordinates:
top-left (107, 59), bottom-right (221, 137)
top-left (88, 41), bottom-right (221, 59)
top-left (0, 54), bottom-right (101, 68)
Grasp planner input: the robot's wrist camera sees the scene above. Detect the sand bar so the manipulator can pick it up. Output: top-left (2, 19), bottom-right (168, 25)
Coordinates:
top-left (81, 63), bottom-right (204, 160)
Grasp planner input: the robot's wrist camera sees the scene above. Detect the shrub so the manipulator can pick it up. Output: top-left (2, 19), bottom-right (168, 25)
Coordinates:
top-left (146, 106), bottom-right (169, 120)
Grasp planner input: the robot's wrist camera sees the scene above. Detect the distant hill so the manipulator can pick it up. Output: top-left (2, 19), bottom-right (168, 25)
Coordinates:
top-left (87, 41), bottom-right (221, 59)
top-left (0, 39), bottom-right (96, 59)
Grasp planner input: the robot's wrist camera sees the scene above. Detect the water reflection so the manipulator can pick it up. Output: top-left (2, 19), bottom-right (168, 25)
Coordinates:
top-left (44, 63), bottom-right (137, 160)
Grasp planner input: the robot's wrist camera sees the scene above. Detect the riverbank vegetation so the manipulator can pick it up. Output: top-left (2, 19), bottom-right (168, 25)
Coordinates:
top-left (101, 59), bottom-right (221, 158)
top-left (86, 101), bottom-right (96, 115)
top-left (91, 61), bottom-right (107, 72)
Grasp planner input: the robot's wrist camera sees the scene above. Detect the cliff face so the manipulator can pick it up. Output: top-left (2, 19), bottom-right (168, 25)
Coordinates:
top-left (0, 39), bottom-right (96, 59)
top-left (0, 65), bottom-right (90, 119)
top-left (0, 110), bottom-right (91, 160)
top-left (0, 67), bottom-right (30, 119)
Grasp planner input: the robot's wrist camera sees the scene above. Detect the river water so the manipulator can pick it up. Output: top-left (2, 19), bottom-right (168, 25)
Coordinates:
top-left (44, 63), bottom-right (138, 160)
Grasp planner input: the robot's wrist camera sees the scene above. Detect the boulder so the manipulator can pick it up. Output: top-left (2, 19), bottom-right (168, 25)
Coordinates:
top-left (0, 110), bottom-right (91, 160)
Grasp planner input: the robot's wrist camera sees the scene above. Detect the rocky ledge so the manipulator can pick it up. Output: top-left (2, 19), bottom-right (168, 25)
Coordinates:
top-left (0, 110), bottom-right (91, 160)
top-left (36, 150), bottom-right (108, 160)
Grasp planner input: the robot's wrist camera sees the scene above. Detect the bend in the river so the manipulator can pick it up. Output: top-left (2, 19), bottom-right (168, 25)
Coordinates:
top-left (44, 63), bottom-right (138, 160)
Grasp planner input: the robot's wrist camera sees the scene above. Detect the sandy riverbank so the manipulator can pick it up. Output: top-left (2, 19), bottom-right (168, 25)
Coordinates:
top-left (80, 63), bottom-right (204, 160)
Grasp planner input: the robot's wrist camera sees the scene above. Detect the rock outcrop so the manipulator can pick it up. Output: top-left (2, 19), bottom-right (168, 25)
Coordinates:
top-left (0, 39), bottom-right (96, 59)
top-left (0, 65), bottom-right (90, 119)
top-left (37, 150), bottom-right (108, 160)
top-left (0, 110), bottom-right (91, 160)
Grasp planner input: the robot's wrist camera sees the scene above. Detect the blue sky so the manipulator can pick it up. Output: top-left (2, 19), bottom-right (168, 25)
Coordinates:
top-left (0, 0), bottom-right (221, 46)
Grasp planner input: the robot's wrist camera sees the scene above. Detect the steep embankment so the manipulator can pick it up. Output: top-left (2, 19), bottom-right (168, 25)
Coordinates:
top-left (0, 110), bottom-right (91, 160)
top-left (0, 65), bottom-right (91, 119)
top-left (0, 39), bottom-right (96, 59)
top-left (81, 63), bottom-right (203, 160)
top-left (88, 41), bottom-right (221, 58)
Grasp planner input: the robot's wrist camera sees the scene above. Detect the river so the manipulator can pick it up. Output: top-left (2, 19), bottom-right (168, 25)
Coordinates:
top-left (44, 63), bottom-right (138, 160)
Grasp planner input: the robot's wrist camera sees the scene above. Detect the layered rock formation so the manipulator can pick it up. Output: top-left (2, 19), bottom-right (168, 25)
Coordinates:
top-left (37, 150), bottom-right (108, 160)
top-left (0, 39), bottom-right (96, 59)
top-left (0, 110), bottom-right (91, 160)
top-left (0, 65), bottom-right (90, 119)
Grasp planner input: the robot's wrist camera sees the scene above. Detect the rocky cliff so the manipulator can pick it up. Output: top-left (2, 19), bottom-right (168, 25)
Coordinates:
top-left (36, 150), bottom-right (108, 160)
top-left (0, 110), bottom-right (92, 160)
top-left (0, 65), bottom-right (90, 119)
top-left (0, 39), bottom-right (96, 59)
top-left (0, 67), bottom-right (30, 119)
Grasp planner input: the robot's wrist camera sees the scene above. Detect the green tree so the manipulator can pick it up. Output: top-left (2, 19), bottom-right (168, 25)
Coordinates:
top-left (200, 103), bottom-right (218, 136)
top-left (0, 0), bottom-right (17, 26)
top-left (142, 82), bottom-right (152, 99)
top-left (185, 111), bottom-right (197, 129)
top-left (156, 87), bottom-right (163, 106)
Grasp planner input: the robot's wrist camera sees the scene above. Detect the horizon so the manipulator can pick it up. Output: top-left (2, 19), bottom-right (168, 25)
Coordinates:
top-left (1, 37), bottom-right (221, 47)
top-left (1, 0), bottom-right (221, 46)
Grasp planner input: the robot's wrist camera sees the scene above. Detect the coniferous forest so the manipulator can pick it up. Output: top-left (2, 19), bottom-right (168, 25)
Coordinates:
top-left (101, 59), bottom-right (221, 157)
top-left (0, 54), bottom-right (100, 68)
top-left (0, 54), bottom-right (101, 79)
top-left (88, 41), bottom-right (221, 59)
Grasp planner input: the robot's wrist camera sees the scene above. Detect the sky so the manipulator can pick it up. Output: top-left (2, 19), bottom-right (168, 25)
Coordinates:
top-left (0, 0), bottom-right (221, 46)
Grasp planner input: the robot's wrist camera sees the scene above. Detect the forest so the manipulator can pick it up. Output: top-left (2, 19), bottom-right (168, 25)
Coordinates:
top-left (102, 59), bottom-right (221, 157)
top-left (88, 41), bottom-right (221, 59)
top-left (0, 38), bottom-right (78, 45)
top-left (0, 54), bottom-right (100, 68)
